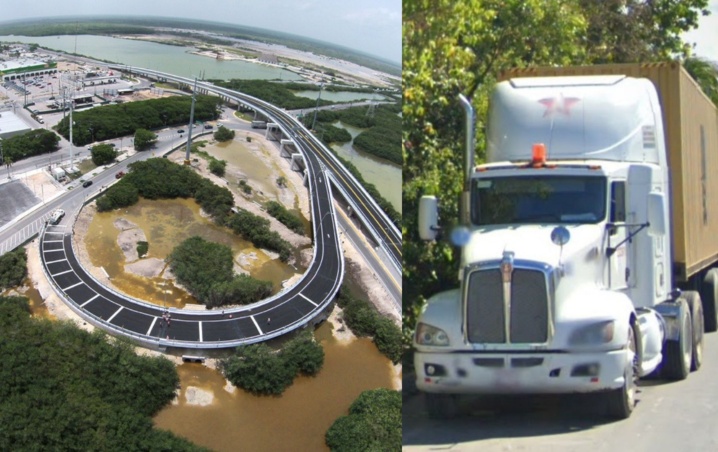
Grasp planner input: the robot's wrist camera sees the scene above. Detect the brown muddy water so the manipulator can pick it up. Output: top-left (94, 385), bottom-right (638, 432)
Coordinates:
top-left (84, 197), bottom-right (298, 309)
top-left (154, 321), bottom-right (395, 452)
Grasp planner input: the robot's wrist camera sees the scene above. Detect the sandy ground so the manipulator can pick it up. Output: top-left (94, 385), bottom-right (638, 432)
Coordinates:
top-left (20, 169), bottom-right (66, 203)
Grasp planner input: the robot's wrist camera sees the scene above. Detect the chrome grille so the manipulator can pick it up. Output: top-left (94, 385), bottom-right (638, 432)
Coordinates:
top-left (509, 270), bottom-right (549, 343)
top-left (466, 268), bottom-right (549, 344)
top-left (466, 269), bottom-right (504, 343)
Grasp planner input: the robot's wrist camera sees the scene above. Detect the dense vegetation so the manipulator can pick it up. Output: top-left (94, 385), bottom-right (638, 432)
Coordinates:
top-left (226, 208), bottom-right (293, 262)
top-left (213, 125), bottom-right (235, 142)
top-left (90, 143), bottom-right (118, 165)
top-left (0, 296), bottom-right (204, 450)
top-left (134, 128), bottom-right (158, 151)
top-left (336, 286), bottom-right (402, 364)
top-left (325, 388), bottom-right (401, 451)
top-left (208, 158), bottom-right (227, 176)
top-left (309, 104), bottom-right (402, 165)
top-left (168, 237), bottom-right (272, 308)
top-left (0, 129), bottom-right (60, 164)
top-left (137, 241), bottom-right (149, 258)
top-left (0, 248), bottom-right (27, 291)
top-left (220, 329), bottom-right (324, 395)
top-left (55, 96), bottom-right (222, 145)
top-left (315, 123), bottom-right (352, 145)
top-left (265, 200), bottom-right (305, 235)
top-left (403, 0), bottom-right (716, 344)
top-left (212, 79), bottom-right (334, 110)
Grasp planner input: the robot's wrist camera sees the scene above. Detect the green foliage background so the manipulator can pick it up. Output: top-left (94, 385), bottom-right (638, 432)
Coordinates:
top-left (55, 95), bottom-right (221, 145)
top-left (0, 297), bottom-right (205, 451)
top-left (325, 388), bottom-right (401, 451)
top-left (168, 236), bottom-right (272, 308)
top-left (0, 248), bottom-right (27, 291)
top-left (403, 0), bottom-right (715, 343)
top-left (220, 329), bottom-right (324, 395)
top-left (0, 129), bottom-right (60, 163)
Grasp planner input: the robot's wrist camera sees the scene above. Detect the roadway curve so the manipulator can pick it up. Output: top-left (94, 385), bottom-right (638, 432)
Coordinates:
top-left (119, 66), bottom-right (402, 271)
top-left (40, 80), bottom-right (345, 349)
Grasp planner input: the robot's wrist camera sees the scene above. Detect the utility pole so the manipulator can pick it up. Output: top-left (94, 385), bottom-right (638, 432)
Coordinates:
top-left (311, 83), bottom-right (324, 131)
top-left (184, 78), bottom-right (198, 165)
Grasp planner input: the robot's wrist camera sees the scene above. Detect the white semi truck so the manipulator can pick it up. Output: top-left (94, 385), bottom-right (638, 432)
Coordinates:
top-left (415, 63), bottom-right (718, 419)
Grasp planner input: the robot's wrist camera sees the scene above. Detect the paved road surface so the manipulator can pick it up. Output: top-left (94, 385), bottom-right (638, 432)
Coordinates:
top-left (403, 332), bottom-right (718, 451)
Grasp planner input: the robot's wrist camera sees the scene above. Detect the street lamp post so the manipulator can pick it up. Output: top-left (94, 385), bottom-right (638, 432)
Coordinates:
top-left (311, 83), bottom-right (324, 131)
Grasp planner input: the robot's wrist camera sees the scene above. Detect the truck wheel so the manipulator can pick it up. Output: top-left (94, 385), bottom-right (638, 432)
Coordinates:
top-left (425, 393), bottom-right (459, 420)
top-left (684, 291), bottom-right (704, 371)
top-left (606, 322), bottom-right (638, 419)
top-left (700, 269), bottom-right (718, 333)
top-left (662, 297), bottom-right (692, 380)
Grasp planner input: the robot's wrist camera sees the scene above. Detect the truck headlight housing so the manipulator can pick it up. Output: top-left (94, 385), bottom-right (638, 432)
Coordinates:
top-left (568, 320), bottom-right (615, 346)
top-left (415, 322), bottom-right (450, 346)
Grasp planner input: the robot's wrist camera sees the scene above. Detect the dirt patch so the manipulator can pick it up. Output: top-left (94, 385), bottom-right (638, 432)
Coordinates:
top-left (114, 218), bottom-right (147, 262)
top-left (126, 258), bottom-right (165, 278)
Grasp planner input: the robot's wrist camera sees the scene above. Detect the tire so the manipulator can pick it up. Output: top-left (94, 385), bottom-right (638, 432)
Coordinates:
top-left (700, 268), bottom-right (718, 333)
top-left (606, 322), bottom-right (638, 419)
top-left (684, 291), bottom-right (704, 371)
top-left (662, 297), bottom-right (692, 380)
top-left (425, 393), bottom-right (459, 420)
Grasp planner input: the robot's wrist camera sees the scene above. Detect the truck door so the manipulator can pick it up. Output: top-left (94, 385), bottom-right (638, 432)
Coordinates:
top-left (606, 181), bottom-right (630, 290)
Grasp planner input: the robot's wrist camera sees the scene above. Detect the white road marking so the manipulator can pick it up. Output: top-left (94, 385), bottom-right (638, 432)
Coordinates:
top-left (51, 269), bottom-right (73, 277)
top-left (147, 317), bottom-right (157, 336)
top-left (80, 294), bottom-right (100, 307)
top-left (63, 281), bottom-right (84, 291)
top-left (299, 293), bottom-right (318, 307)
top-left (45, 258), bottom-right (67, 264)
top-left (251, 316), bottom-right (263, 335)
top-left (107, 306), bottom-right (123, 323)
top-left (199, 321), bottom-right (203, 342)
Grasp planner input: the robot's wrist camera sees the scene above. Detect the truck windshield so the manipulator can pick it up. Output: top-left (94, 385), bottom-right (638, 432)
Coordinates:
top-left (472, 175), bottom-right (607, 226)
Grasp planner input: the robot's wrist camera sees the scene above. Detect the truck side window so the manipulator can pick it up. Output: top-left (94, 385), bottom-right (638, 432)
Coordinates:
top-left (610, 181), bottom-right (626, 223)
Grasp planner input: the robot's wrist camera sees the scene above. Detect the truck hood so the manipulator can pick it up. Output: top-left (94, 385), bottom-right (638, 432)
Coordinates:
top-left (461, 224), bottom-right (605, 280)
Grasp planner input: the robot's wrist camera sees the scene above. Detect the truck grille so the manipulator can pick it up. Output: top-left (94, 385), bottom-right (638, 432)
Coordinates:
top-left (466, 268), bottom-right (549, 344)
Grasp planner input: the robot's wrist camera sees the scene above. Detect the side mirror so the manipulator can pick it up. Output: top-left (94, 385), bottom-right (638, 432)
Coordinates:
top-left (418, 195), bottom-right (440, 241)
top-left (647, 192), bottom-right (666, 236)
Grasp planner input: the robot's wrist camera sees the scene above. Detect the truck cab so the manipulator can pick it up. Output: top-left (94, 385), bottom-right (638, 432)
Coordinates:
top-left (415, 72), bottom-right (706, 419)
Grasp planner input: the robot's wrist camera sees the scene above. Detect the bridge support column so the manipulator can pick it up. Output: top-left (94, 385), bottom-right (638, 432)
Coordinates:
top-left (291, 153), bottom-right (305, 171)
top-left (265, 123), bottom-right (280, 141)
top-left (279, 139), bottom-right (295, 157)
top-left (303, 169), bottom-right (308, 186)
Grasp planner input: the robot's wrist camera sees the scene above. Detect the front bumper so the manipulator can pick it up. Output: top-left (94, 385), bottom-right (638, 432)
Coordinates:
top-left (415, 349), bottom-right (627, 395)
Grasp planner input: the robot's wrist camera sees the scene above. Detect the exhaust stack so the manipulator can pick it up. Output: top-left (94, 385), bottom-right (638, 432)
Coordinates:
top-left (458, 94), bottom-right (475, 224)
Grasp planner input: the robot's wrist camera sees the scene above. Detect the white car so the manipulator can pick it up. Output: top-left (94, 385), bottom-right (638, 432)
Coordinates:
top-left (49, 209), bottom-right (65, 225)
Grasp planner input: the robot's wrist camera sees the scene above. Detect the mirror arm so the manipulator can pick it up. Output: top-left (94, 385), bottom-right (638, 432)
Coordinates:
top-left (606, 222), bottom-right (649, 257)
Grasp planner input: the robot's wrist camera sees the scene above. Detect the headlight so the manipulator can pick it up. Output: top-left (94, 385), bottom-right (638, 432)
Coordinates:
top-left (568, 320), bottom-right (615, 346)
top-left (415, 322), bottom-right (450, 346)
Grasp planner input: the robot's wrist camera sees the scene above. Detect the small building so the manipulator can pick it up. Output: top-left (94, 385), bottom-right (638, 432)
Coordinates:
top-left (51, 167), bottom-right (66, 181)
top-left (0, 111), bottom-right (32, 140)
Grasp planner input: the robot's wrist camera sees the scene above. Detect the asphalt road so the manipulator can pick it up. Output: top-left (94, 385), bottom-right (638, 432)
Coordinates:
top-left (402, 331), bottom-right (718, 451)
top-left (115, 66), bottom-right (402, 273)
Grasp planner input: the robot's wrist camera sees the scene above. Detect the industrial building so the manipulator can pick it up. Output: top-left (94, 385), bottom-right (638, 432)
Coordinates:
top-left (0, 58), bottom-right (58, 80)
top-left (0, 111), bottom-right (32, 139)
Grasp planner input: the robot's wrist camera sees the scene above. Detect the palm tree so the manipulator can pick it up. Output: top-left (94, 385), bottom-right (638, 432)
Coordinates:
top-left (684, 57), bottom-right (718, 108)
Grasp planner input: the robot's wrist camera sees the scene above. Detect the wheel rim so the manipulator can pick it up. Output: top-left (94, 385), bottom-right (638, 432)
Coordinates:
top-left (626, 326), bottom-right (636, 407)
top-left (683, 311), bottom-right (693, 370)
top-left (695, 304), bottom-right (704, 365)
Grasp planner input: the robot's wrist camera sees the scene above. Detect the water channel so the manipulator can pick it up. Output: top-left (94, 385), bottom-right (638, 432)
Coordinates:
top-left (154, 322), bottom-right (395, 451)
top-left (330, 121), bottom-right (402, 212)
top-left (0, 34), bottom-right (402, 213)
